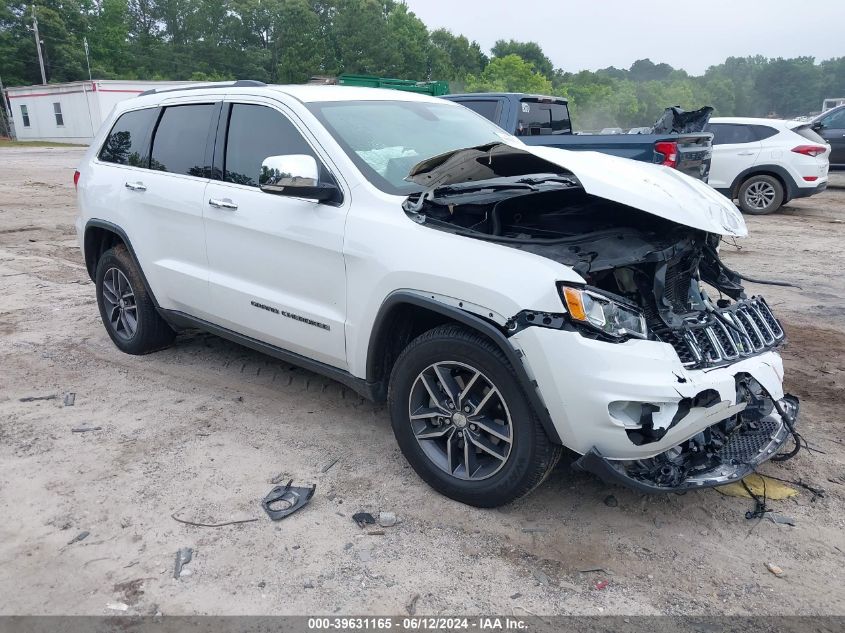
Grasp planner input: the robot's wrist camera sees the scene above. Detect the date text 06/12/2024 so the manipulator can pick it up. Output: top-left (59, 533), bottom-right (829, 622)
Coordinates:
top-left (307, 617), bottom-right (529, 631)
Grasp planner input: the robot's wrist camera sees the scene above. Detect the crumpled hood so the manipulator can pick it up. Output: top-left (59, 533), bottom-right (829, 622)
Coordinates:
top-left (406, 142), bottom-right (747, 237)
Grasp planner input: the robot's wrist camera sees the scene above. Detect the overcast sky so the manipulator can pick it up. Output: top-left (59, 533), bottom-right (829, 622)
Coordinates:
top-left (405, 0), bottom-right (845, 75)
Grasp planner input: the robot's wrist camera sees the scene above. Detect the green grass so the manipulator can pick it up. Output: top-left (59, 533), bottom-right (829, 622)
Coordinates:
top-left (0, 139), bottom-right (87, 148)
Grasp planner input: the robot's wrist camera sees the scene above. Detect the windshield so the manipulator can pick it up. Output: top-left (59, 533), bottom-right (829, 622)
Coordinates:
top-left (307, 100), bottom-right (513, 195)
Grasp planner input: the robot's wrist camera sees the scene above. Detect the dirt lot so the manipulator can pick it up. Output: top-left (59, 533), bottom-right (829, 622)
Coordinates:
top-left (1, 146), bottom-right (844, 616)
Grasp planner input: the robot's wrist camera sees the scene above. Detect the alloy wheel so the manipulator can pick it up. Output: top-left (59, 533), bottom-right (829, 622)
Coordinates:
top-left (744, 181), bottom-right (776, 211)
top-left (101, 267), bottom-right (138, 341)
top-left (407, 361), bottom-right (513, 481)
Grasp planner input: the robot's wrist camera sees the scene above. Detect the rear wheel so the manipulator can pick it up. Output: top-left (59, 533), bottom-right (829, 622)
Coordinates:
top-left (388, 324), bottom-right (561, 507)
top-left (737, 174), bottom-right (784, 215)
top-left (95, 244), bottom-right (175, 354)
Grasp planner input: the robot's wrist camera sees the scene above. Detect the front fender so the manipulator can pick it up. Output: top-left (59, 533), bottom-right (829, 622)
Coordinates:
top-left (365, 290), bottom-right (562, 444)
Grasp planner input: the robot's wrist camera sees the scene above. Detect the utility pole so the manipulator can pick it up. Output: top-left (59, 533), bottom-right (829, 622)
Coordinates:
top-left (83, 37), bottom-right (92, 81)
top-left (31, 5), bottom-right (47, 84)
top-left (0, 73), bottom-right (7, 118)
top-left (0, 73), bottom-right (10, 139)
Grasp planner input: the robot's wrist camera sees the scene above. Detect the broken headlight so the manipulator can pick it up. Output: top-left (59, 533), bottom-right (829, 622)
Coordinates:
top-left (560, 285), bottom-right (647, 340)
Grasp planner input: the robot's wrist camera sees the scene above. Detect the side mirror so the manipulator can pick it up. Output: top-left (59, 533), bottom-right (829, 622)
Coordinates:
top-left (811, 121), bottom-right (824, 131)
top-left (259, 154), bottom-right (339, 203)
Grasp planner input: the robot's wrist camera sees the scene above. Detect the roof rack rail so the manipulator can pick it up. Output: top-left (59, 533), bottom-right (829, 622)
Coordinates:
top-left (138, 79), bottom-right (267, 98)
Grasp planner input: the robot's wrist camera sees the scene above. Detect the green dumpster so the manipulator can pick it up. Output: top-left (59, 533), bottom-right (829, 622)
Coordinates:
top-left (337, 74), bottom-right (449, 96)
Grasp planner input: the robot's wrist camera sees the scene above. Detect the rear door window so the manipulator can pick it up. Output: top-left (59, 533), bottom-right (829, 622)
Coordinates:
top-left (223, 104), bottom-right (316, 187)
top-left (517, 100), bottom-right (571, 135)
top-left (99, 108), bottom-right (158, 166)
top-left (458, 100), bottom-right (501, 123)
top-left (705, 123), bottom-right (757, 145)
top-left (150, 104), bottom-right (217, 177)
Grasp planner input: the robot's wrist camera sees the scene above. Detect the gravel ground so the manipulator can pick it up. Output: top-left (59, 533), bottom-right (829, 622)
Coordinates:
top-left (1, 146), bottom-right (843, 616)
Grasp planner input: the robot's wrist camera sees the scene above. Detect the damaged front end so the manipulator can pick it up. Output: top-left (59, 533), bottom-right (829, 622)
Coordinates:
top-left (575, 382), bottom-right (800, 492)
top-left (404, 143), bottom-right (801, 492)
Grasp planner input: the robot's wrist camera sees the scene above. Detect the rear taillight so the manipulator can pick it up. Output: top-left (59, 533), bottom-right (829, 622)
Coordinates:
top-left (73, 170), bottom-right (80, 190)
top-left (654, 141), bottom-right (678, 168)
top-left (791, 145), bottom-right (827, 157)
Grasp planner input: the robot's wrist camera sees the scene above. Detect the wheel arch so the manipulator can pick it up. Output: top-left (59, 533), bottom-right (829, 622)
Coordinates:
top-left (730, 164), bottom-right (795, 202)
top-left (366, 291), bottom-right (562, 444)
top-left (83, 220), bottom-right (160, 307)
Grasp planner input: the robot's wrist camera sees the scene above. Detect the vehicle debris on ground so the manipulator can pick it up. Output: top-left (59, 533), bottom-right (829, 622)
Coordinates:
top-left (173, 547), bottom-right (193, 579)
top-left (66, 531), bottom-right (89, 545)
top-left (260, 480), bottom-right (315, 521)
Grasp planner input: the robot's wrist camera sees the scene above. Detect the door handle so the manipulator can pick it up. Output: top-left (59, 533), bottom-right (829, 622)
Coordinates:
top-left (737, 151), bottom-right (755, 156)
top-left (124, 181), bottom-right (146, 192)
top-left (208, 197), bottom-right (238, 210)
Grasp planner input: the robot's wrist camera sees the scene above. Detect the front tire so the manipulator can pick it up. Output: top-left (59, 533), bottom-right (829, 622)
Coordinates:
top-left (737, 174), bottom-right (784, 215)
top-left (388, 324), bottom-right (561, 507)
top-left (95, 244), bottom-right (175, 355)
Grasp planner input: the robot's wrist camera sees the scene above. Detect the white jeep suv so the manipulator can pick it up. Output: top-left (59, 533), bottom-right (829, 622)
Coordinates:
top-left (75, 82), bottom-right (800, 506)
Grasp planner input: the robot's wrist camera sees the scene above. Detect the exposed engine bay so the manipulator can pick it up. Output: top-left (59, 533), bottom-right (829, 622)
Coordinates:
top-left (404, 175), bottom-right (786, 369)
top-left (403, 172), bottom-right (800, 490)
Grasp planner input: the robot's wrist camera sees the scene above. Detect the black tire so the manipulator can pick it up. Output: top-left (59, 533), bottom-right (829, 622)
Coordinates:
top-left (388, 324), bottom-right (561, 507)
top-left (737, 174), bottom-right (784, 215)
top-left (95, 244), bottom-right (175, 355)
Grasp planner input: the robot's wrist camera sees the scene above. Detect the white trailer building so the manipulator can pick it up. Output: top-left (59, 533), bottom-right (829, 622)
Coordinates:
top-left (3, 80), bottom-right (196, 144)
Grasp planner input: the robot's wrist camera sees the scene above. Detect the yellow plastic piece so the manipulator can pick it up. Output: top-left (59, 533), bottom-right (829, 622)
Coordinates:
top-left (716, 474), bottom-right (798, 500)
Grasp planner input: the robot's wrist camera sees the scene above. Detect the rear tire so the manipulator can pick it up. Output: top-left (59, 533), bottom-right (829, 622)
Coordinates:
top-left (95, 244), bottom-right (175, 355)
top-left (737, 174), bottom-right (784, 215)
top-left (388, 324), bottom-right (561, 507)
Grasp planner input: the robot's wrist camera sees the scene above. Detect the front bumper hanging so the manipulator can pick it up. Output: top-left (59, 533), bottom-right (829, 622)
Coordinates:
top-left (573, 394), bottom-right (800, 493)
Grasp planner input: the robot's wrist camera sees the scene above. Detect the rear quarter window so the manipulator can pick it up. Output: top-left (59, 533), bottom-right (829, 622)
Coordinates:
top-left (751, 125), bottom-right (778, 141)
top-left (150, 104), bottom-right (217, 177)
top-left (99, 108), bottom-right (158, 166)
top-left (705, 123), bottom-right (756, 145)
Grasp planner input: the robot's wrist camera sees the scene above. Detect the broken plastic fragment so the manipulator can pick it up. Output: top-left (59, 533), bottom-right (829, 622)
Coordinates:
top-left (261, 480), bottom-right (316, 521)
top-left (650, 106), bottom-right (713, 134)
top-left (173, 547), bottom-right (193, 579)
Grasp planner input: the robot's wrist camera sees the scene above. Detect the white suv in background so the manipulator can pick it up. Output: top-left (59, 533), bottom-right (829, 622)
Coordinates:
top-left (74, 82), bottom-right (800, 506)
top-left (704, 117), bottom-right (830, 215)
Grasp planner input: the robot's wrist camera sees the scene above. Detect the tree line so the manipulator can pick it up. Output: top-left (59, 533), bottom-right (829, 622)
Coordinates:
top-left (2, 0), bottom-right (843, 129)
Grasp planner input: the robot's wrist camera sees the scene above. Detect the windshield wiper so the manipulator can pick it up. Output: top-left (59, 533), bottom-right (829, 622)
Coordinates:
top-left (516, 175), bottom-right (577, 186)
